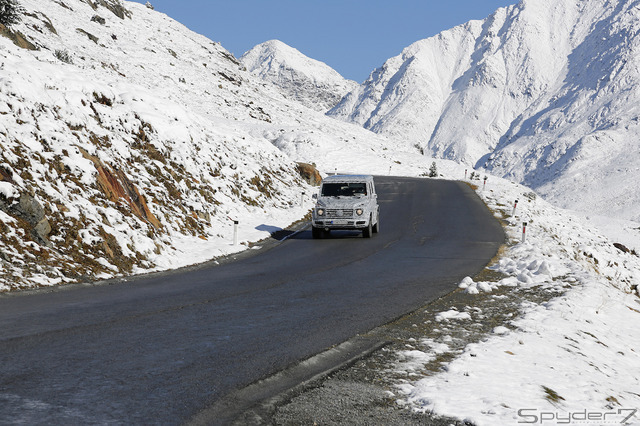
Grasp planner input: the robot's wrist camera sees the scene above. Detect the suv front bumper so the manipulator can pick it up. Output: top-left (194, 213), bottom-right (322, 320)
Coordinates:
top-left (312, 218), bottom-right (369, 230)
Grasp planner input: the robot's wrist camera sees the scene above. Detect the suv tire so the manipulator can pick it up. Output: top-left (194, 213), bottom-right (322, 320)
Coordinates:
top-left (362, 217), bottom-right (373, 238)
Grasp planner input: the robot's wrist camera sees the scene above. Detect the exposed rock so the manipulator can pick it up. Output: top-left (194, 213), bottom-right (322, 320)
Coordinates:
top-left (614, 242), bottom-right (630, 254)
top-left (613, 242), bottom-right (637, 257)
top-left (17, 193), bottom-right (45, 223)
top-left (24, 11), bottom-right (58, 35)
top-left (76, 28), bottom-right (98, 44)
top-left (35, 218), bottom-right (52, 240)
top-left (0, 166), bottom-right (14, 183)
top-left (100, 227), bottom-right (124, 263)
top-left (95, 0), bottom-right (132, 20)
top-left (0, 23), bottom-right (36, 50)
top-left (0, 192), bottom-right (53, 246)
top-left (78, 147), bottom-right (162, 229)
top-left (296, 162), bottom-right (322, 186)
top-left (37, 12), bottom-right (58, 34)
top-left (91, 15), bottom-right (106, 25)
top-left (80, 0), bottom-right (98, 11)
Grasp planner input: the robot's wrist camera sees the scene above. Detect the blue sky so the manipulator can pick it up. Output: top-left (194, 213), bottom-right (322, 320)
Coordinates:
top-left (132, 0), bottom-right (518, 82)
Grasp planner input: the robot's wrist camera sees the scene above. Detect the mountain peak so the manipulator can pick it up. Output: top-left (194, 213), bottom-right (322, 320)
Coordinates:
top-left (329, 0), bottom-right (640, 221)
top-left (241, 39), bottom-right (357, 112)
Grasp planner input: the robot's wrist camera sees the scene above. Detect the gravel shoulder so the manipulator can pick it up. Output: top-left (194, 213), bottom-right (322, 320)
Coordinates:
top-left (267, 249), bottom-right (568, 425)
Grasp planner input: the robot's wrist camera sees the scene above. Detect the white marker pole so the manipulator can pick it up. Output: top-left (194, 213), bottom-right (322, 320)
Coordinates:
top-left (233, 220), bottom-right (239, 245)
top-left (301, 192), bottom-right (306, 207)
top-left (512, 199), bottom-right (518, 217)
top-left (228, 217), bottom-right (239, 245)
top-left (522, 222), bottom-right (527, 243)
top-left (465, 169), bottom-right (468, 180)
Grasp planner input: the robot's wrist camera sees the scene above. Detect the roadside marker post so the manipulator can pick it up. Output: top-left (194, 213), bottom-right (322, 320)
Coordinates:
top-left (522, 222), bottom-right (528, 243)
top-left (234, 221), bottom-right (238, 245)
top-left (512, 199), bottom-right (519, 217)
top-left (483, 176), bottom-right (487, 191)
top-left (465, 169), bottom-right (468, 180)
top-left (301, 192), bottom-right (305, 207)
top-left (228, 217), bottom-right (239, 245)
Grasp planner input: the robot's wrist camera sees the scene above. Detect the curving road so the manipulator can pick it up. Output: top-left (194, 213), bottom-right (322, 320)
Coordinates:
top-left (0, 177), bottom-right (504, 424)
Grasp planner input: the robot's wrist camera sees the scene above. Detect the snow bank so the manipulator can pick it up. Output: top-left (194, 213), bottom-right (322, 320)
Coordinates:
top-left (392, 174), bottom-right (640, 426)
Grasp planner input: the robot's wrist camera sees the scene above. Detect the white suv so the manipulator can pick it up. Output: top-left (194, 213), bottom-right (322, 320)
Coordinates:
top-left (311, 175), bottom-right (380, 239)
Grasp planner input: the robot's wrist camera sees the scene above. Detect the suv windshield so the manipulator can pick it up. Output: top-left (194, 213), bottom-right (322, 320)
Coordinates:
top-left (321, 182), bottom-right (367, 197)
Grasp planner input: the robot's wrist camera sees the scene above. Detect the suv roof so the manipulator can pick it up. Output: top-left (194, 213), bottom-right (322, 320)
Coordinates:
top-left (322, 175), bottom-right (374, 183)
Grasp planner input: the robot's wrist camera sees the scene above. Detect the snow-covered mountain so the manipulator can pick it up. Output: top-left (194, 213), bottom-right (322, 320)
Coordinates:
top-left (329, 0), bottom-right (640, 222)
top-left (0, 0), bottom-right (410, 291)
top-left (241, 39), bottom-right (358, 112)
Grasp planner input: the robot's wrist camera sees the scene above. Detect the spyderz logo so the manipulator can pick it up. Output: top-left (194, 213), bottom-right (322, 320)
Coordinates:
top-left (517, 408), bottom-right (638, 424)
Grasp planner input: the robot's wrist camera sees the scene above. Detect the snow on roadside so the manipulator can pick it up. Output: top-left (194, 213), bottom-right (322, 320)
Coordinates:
top-left (391, 175), bottom-right (640, 426)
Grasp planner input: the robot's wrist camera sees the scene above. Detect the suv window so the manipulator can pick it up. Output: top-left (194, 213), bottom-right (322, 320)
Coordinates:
top-left (321, 182), bottom-right (368, 197)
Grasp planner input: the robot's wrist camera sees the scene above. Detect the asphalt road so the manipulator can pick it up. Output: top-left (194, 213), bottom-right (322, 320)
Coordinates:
top-left (0, 177), bottom-right (504, 424)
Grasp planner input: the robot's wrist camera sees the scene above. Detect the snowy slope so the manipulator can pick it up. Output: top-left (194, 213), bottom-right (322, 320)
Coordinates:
top-left (395, 174), bottom-right (640, 426)
top-left (329, 0), bottom-right (640, 222)
top-left (0, 0), bottom-right (413, 291)
top-left (483, 0), bottom-right (640, 223)
top-left (328, 21), bottom-right (484, 160)
top-left (241, 40), bottom-right (358, 112)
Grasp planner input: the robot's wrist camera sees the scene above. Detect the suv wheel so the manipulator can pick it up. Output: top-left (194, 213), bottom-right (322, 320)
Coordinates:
top-left (362, 218), bottom-right (373, 238)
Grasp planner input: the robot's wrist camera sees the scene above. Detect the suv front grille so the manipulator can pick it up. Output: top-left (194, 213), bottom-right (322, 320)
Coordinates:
top-left (326, 209), bottom-right (354, 218)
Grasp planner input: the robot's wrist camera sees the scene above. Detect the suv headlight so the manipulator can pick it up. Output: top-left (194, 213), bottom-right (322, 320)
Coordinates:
top-left (316, 208), bottom-right (325, 216)
top-left (356, 208), bottom-right (364, 216)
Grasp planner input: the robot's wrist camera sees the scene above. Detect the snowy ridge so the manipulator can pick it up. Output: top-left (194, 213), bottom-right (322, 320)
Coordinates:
top-left (329, 0), bottom-right (640, 222)
top-left (241, 40), bottom-right (358, 112)
top-left (328, 20), bottom-right (484, 158)
top-left (484, 0), bottom-right (640, 223)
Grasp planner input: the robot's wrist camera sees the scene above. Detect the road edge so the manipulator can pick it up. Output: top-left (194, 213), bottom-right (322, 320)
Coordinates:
top-left (187, 337), bottom-right (391, 426)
